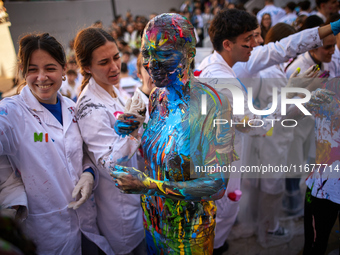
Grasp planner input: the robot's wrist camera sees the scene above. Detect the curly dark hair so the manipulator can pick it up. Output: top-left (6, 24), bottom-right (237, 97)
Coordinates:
top-left (209, 9), bottom-right (258, 52)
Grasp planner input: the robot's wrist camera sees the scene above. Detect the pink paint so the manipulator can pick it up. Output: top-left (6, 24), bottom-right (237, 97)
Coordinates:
top-left (114, 111), bottom-right (124, 119)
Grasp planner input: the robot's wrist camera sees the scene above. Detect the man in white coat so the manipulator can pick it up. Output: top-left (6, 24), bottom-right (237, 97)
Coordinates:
top-left (198, 8), bottom-right (340, 252)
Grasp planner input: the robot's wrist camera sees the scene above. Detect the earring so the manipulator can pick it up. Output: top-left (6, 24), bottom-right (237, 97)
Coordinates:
top-left (62, 76), bottom-right (66, 81)
top-left (139, 78), bottom-right (143, 83)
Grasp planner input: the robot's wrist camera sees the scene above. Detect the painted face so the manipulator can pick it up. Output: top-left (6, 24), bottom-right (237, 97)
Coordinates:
top-left (231, 30), bottom-right (257, 63)
top-left (141, 28), bottom-right (189, 87)
top-left (25, 49), bottom-right (66, 104)
top-left (313, 34), bottom-right (336, 63)
top-left (87, 41), bottom-right (121, 88)
top-left (140, 65), bottom-right (155, 92)
top-left (253, 26), bottom-right (264, 46)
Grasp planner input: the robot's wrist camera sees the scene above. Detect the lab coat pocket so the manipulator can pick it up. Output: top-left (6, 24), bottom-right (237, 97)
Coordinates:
top-left (24, 206), bottom-right (71, 253)
top-left (215, 195), bottom-right (240, 219)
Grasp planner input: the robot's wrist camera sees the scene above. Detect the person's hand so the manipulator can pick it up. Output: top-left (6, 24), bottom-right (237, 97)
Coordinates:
top-left (305, 71), bottom-right (329, 92)
top-left (330, 19), bottom-right (340, 35)
top-left (286, 65), bottom-right (320, 88)
top-left (110, 165), bottom-right (152, 194)
top-left (304, 88), bottom-right (335, 109)
top-left (114, 113), bottom-right (140, 137)
top-left (68, 172), bottom-right (94, 210)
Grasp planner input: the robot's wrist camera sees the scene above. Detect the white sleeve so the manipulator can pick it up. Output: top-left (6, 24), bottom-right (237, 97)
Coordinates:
top-left (0, 156), bottom-right (27, 212)
top-left (0, 99), bottom-right (24, 156)
top-left (235, 27), bottom-right (322, 75)
top-left (76, 102), bottom-right (140, 174)
top-left (199, 77), bottom-right (282, 136)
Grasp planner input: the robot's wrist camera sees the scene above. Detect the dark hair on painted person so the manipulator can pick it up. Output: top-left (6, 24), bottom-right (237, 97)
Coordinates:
top-left (209, 8), bottom-right (258, 52)
top-left (74, 27), bottom-right (117, 91)
top-left (17, 33), bottom-right (66, 93)
top-left (264, 22), bottom-right (296, 44)
top-left (18, 33), bottom-right (66, 79)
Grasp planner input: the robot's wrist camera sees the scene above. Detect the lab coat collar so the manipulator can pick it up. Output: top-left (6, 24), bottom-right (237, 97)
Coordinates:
top-left (306, 51), bottom-right (329, 71)
top-left (20, 85), bottom-right (65, 130)
top-left (199, 51), bottom-right (237, 78)
top-left (88, 77), bottom-right (125, 108)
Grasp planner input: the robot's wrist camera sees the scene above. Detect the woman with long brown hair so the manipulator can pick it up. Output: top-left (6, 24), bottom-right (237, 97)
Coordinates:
top-left (74, 27), bottom-right (147, 255)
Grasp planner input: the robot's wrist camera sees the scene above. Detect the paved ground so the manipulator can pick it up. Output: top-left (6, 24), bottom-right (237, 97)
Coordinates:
top-left (223, 181), bottom-right (339, 255)
top-left (224, 220), bottom-right (339, 255)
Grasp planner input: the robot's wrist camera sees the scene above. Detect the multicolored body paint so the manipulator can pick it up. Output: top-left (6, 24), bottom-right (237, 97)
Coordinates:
top-left (306, 78), bottom-right (340, 204)
top-left (110, 13), bottom-right (237, 254)
top-left (141, 77), bottom-right (236, 254)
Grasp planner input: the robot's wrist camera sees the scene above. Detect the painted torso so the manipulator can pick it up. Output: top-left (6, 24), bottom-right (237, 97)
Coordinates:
top-left (141, 84), bottom-right (216, 241)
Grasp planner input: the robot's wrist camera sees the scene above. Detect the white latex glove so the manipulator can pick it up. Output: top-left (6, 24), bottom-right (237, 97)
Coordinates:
top-left (124, 90), bottom-right (146, 137)
top-left (68, 172), bottom-right (94, 210)
top-left (286, 65), bottom-right (321, 98)
top-left (286, 65), bottom-right (320, 88)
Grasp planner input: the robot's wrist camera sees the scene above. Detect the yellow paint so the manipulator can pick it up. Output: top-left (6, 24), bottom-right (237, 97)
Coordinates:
top-left (158, 38), bottom-right (168, 46)
top-left (266, 127), bottom-right (273, 136)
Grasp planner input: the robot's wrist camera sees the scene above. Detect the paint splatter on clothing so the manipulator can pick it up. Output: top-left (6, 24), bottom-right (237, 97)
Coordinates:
top-left (306, 78), bottom-right (340, 204)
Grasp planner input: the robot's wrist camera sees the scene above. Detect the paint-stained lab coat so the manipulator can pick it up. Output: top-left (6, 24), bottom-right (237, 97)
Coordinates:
top-left (285, 51), bottom-right (330, 79)
top-left (256, 64), bottom-right (294, 194)
top-left (233, 27), bottom-right (322, 98)
top-left (0, 85), bottom-right (114, 255)
top-left (198, 53), bottom-right (246, 248)
top-left (0, 155), bottom-right (28, 219)
top-left (76, 78), bottom-right (144, 255)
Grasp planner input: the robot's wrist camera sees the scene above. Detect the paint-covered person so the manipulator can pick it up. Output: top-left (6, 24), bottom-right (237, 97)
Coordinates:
top-left (111, 13), bottom-right (237, 254)
top-left (74, 27), bottom-right (147, 255)
top-left (303, 77), bottom-right (340, 255)
top-left (0, 33), bottom-right (114, 254)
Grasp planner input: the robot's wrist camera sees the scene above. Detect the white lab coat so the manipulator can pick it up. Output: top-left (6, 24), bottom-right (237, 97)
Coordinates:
top-left (257, 64), bottom-right (294, 194)
top-left (285, 51), bottom-right (324, 172)
top-left (285, 51), bottom-right (330, 79)
top-left (197, 52), bottom-right (250, 248)
top-left (329, 44), bottom-right (340, 78)
top-left (233, 27), bottom-right (322, 97)
top-left (76, 78), bottom-right (144, 254)
top-left (315, 11), bottom-right (327, 22)
top-left (0, 155), bottom-right (27, 218)
top-left (257, 4), bottom-right (286, 26)
top-left (278, 12), bottom-right (297, 25)
top-left (0, 85), bottom-right (114, 255)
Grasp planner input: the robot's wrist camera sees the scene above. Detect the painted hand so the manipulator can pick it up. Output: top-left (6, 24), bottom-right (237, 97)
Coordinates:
top-left (110, 165), bottom-right (151, 194)
top-left (304, 88), bottom-right (335, 109)
top-left (114, 113), bottom-right (140, 137)
top-left (68, 172), bottom-right (94, 210)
